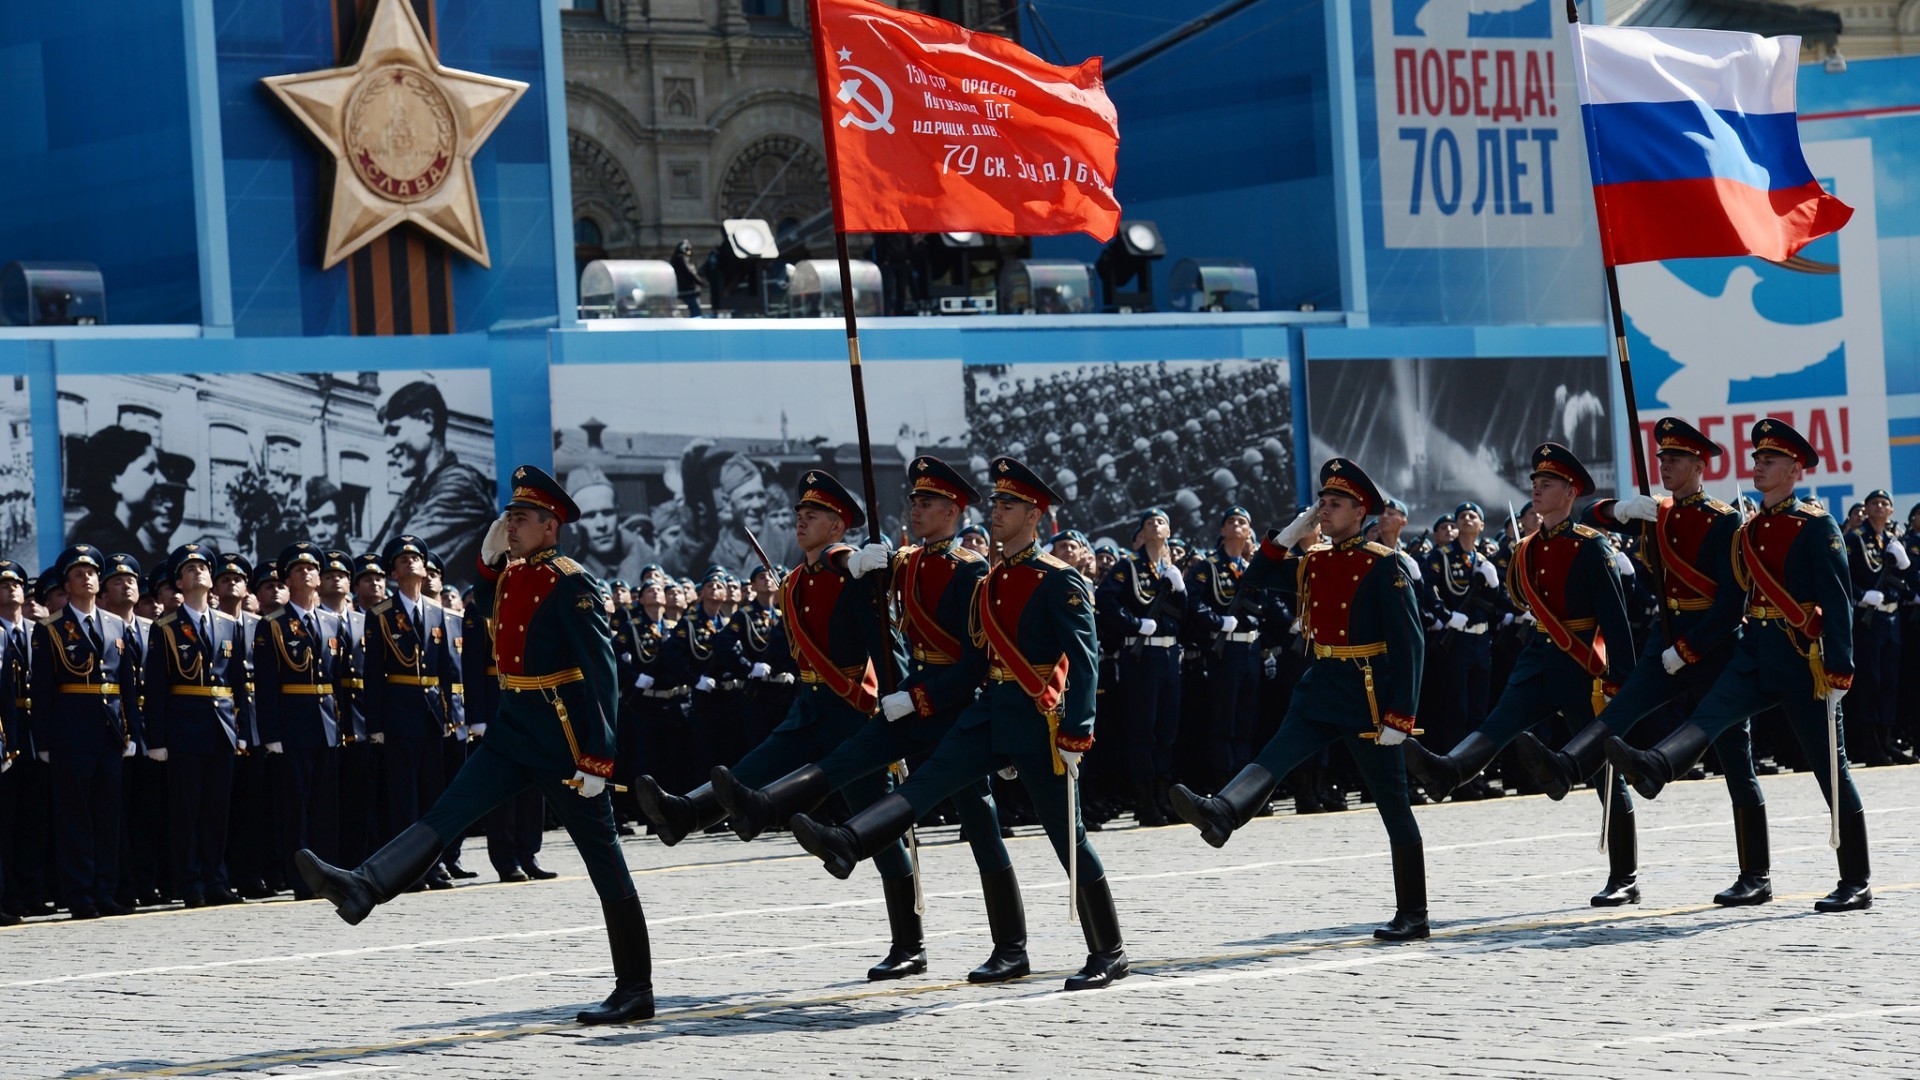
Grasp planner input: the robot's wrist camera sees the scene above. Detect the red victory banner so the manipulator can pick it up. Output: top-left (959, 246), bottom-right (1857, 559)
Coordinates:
top-left (809, 0), bottom-right (1121, 241)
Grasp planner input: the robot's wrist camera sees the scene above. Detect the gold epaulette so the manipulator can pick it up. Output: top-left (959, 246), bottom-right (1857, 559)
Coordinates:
top-left (551, 555), bottom-right (583, 576)
top-left (154, 611), bottom-right (179, 628)
top-left (1704, 497), bottom-right (1733, 515)
top-left (1034, 551), bottom-right (1071, 571)
top-left (369, 599), bottom-right (394, 615)
top-left (1363, 541), bottom-right (1394, 557)
top-left (1572, 523), bottom-right (1602, 540)
top-left (1801, 500), bottom-right (1829, 518)
top-left (951, 545), bottom-right (984, 563)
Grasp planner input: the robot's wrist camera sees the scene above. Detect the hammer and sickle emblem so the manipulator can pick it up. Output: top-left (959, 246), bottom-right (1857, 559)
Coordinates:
top-left (836, 64), bottom-right (896, 134)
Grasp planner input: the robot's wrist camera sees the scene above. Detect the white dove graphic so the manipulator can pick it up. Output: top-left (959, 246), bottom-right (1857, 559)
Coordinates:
top-left (1415, 0), bottom-right (1543, 38)
top-left (1627, 262), bottom-right (1846, 410)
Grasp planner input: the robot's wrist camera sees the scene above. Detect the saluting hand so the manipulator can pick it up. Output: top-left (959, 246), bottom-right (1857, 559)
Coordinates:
top-left (481, 514), bottom-right (511, 569)
top-left (1277, 507), bottom-right (1317, 548)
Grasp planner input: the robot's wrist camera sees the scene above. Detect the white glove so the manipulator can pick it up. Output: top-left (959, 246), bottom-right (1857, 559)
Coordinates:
top-left (469, 723), bottom-right (487, 738)
top-left (147, 747), bottom-right (169, 762)
top-left (748, 662), bottom-right (771, 680)
top-left (0, 757), bottom-right (10, 773)
top-left (481, 514), bottom-right (511, 568)
top-left (695, 675), bottom-right (717, 693)
top-left (1861, 589), bottom-right (1886, 608)
top-left (1446, 611), bottom-right (1469, 632)
top-left (1614, 494), bottom-right (1660, 523)
top-left (1263, 655), bottom-right (1278, 679)
top-left (266, 741), bottom-right (285, 754)
top-left (847, 542), bottom-right (891, 579)
top-left (370, 732), bottom-right (385, 745)
top-left (1518, 610), bottom-right (1537, 626)
top-left (880, 691), bottom-right (915, 721)
top-left (1474, 558), bottom-right (1499, 588)
top-left (1217, 615), bottom-right (1238, 634)
top-left (635, 672), bottom-right (655, 690)
top-left (1466, 622), bottom-right (1489, 635)
top-left (1661, 647), bottom-right (1685, 675)
top-left (1135, 618), bottom-right (1158, 637)
top-left (571, 770), bottom-right (606, 799)
top-left (1891, 542), bottom-right (1912, 571)
top-left (36, 751), bottom-right (49, 764)
top-left (1376, 726), bottom-right (1408, 747)
top-left (1277, 507), bottom-right (1317, 548)
top-left (1827, 685), bottom-right (1848, 707)
top-left (997, 765), bottom-right (1019, 781)
top-left (775, 672), bottom-right (796, 685)
top-left (237, 740), bottom-right (248, 752)
top-left (122, 742), bottom-right (137, 758)
top-left (1612, 550), bottom-right (1636, 577)
top-left (1057, 749), bottom-right (1083, 779)
top-left (1161, 564), bottom-right (1184, 593)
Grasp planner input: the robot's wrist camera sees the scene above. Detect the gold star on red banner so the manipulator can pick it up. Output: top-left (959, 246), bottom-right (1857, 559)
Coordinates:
top-left (263, 0), bottom-right (526, 268)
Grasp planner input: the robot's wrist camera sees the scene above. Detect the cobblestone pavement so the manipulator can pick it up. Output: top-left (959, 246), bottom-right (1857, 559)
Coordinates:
top-left (7, 765), bottom-right (1919, 1079)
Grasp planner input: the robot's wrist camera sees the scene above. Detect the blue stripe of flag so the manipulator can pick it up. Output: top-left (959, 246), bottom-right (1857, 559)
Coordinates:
top-left (1581, 100), bottom-right (1817, 191)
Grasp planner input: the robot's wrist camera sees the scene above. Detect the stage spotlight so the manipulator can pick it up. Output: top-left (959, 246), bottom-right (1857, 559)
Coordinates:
top-left (1095, 220), bottom-right (1164, 312)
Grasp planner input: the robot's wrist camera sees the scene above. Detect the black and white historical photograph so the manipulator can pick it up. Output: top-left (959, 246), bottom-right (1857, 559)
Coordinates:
top-left (964, 359), bottom-right (1296, 544)
top-left (550, 358), bottom-right (968, 581)
top-left (0, 373), bottom-right (33, 565)
top-left (1305, 355), bottom-right (1614, 530)
top-left (56, 370), bottom-right (496, 578)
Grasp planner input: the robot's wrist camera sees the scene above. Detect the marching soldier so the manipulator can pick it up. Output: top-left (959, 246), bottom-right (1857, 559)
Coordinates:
top-left (298, 465), bottom-right (656, 1024)
top-left (1844, 488), bottom-right (1907, 765)
top-left (1511, 419), bottom-right (1765, 905)
top-left (142, 544), bottom-right (247, 907)
top-left (634, 470), bottom-right (924, 981)
top-left (791, 457), bottom-right (1128, 990)
top-left (714, 456), bottom-right (1027, 983)
top-left (1605, 420), bottom-right (1871, 913)
top-left (1188, 505), bottom-right (1268, 787)
top-left (1169, 459), bottom-right (1429, 940)
top-left (1402, 444), bottom-right (1640, 906)
top-left (254, 542), bottom-right (346, 899)
top-left (31, 545), bottom-right (142, 918)
top-left (364, 534), bottom-right (458, 887)
top-left (470, 586), bottom-right (550, 883)
top-left (1097, 508), bottom-right (1187, 826)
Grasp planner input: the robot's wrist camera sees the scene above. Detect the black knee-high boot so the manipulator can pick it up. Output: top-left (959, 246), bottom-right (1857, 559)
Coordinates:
top-left (1603, 723), bottom-right (1712, 800)
top-left (867, 875), bottom-right (929, 980)
top-left (1064, 875), bottom-right (1129, 990)
top-left (1169, 765), bottom-right (1275, 848)
top-left (1714, 804), bottom-right (1772, 906)
top-left (968, 864), bottom-right (1030, 983)
top-left (711, 764), bottom-right (831, 842)
top-left (792, 793), bottom-right (917, 880)
top-left (1375, 843), bottom-right (1429, 941)
top-left (633, 777), bottom-right (726, 847)
top-left (1814, 808), bottom-right (1872, 912)
top-left (577, 892), bottom-right (654, 1024)
top-left (295, 822), bottom-right (445, 926)
top-left (1513, 720), bottom-right (1609, 802)
top-left (1590, 799), bottom-right (1640, 907)
top-left (1402, 732), bottom-right (1499, 800)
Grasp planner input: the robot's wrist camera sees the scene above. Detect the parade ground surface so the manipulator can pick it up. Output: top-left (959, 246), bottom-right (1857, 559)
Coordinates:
top-left (10, 767), bottom-right (1918, 1079)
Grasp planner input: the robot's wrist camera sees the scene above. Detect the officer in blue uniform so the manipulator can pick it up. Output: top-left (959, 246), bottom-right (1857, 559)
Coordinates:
top-left (1096, 507), bottom-right (1187, 825)
top-left (214, 552), bottom-right (274, 898)
top-left (1403, 444), bottom-right (1639, 905)
top-left (1845, 488), bottom-right (1906, 765)
top-left (1170, 459), bottom-right (1429, 940)
top-left (1606, 420), bottom-right (1870, 913)
top-left (301, 465), bottom-right (654, 1024)
top-left (328, 550), bottom-right (378, 868)
top-left (0, 559), bottom-right (27, 924)
top-left (143, 543), bottom-right (247, 907)
top-left (31, 544), bottom-right (142, 918)
top-left (634, 470), bottom-right (921, 982)
top-left (1420, 502), bottom-right (1507, 800)
top-left (1188, 504), bottom-right (1271, 787)
top-left (713, 456), bottom-right (1025, 983)
top-left (792, 457), bottom-right (1129, 992)
top-left (255, 541), bottom-right (347, 899)
top-left (364, 534), bottom-right (458, 885)
top-left (1512, 419), bottom-right (1765, 905)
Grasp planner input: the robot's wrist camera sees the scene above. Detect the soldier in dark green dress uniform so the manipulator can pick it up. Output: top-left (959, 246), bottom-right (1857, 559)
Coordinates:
top-left (791, 457), bottom-right (1129, 991)
top-left (713, 456), bottom-right (1025, 983)
top-left (1605, 420), bottom-right (1871, 913)
top-left (299, 465), bottom-right (655, 1025)
top-left (1168, 459), bottom-right (1430, 940)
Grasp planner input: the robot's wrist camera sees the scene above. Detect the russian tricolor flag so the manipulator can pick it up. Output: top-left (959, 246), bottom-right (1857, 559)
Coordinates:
top-left (1570, 24), bottom-right (1852, 267)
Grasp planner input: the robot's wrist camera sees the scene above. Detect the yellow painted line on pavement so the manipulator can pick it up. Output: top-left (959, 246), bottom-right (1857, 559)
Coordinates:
top-left (69, 880), bottom-right (1917, 1079)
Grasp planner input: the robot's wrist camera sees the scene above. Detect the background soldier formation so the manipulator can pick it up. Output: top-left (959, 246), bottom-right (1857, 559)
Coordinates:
top-left (3, 418), bottom-right (1914, 941)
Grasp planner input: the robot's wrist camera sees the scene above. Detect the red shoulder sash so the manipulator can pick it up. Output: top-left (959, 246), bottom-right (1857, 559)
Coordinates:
top-left (1513, 533), bottom-right (1608, 680)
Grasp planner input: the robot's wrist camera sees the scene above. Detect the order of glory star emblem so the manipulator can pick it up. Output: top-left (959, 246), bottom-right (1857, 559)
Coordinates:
top-left (262, 0), bottom-right (527, 269)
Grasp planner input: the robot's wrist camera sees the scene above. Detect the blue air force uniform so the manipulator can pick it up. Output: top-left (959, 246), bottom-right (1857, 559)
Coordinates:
top-left (364, 535), bottom-right (458, 844)
top-left (255, 543), bottom-right (346, 895)
top-left (1095, 508), bottom-right (1186, 821)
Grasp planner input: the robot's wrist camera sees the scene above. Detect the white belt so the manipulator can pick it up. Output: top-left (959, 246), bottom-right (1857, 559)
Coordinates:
top-left (1869, 602), bottom-right (1899, 614)
top-left (1220, 631), bottom-right (1260, 643)
top-left (1464, 623), bottom-right (1490, 635)
top-left (1127, 636), bottom-right (1176, 648)
top-left (642, 687), bottom-right (688, 699)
